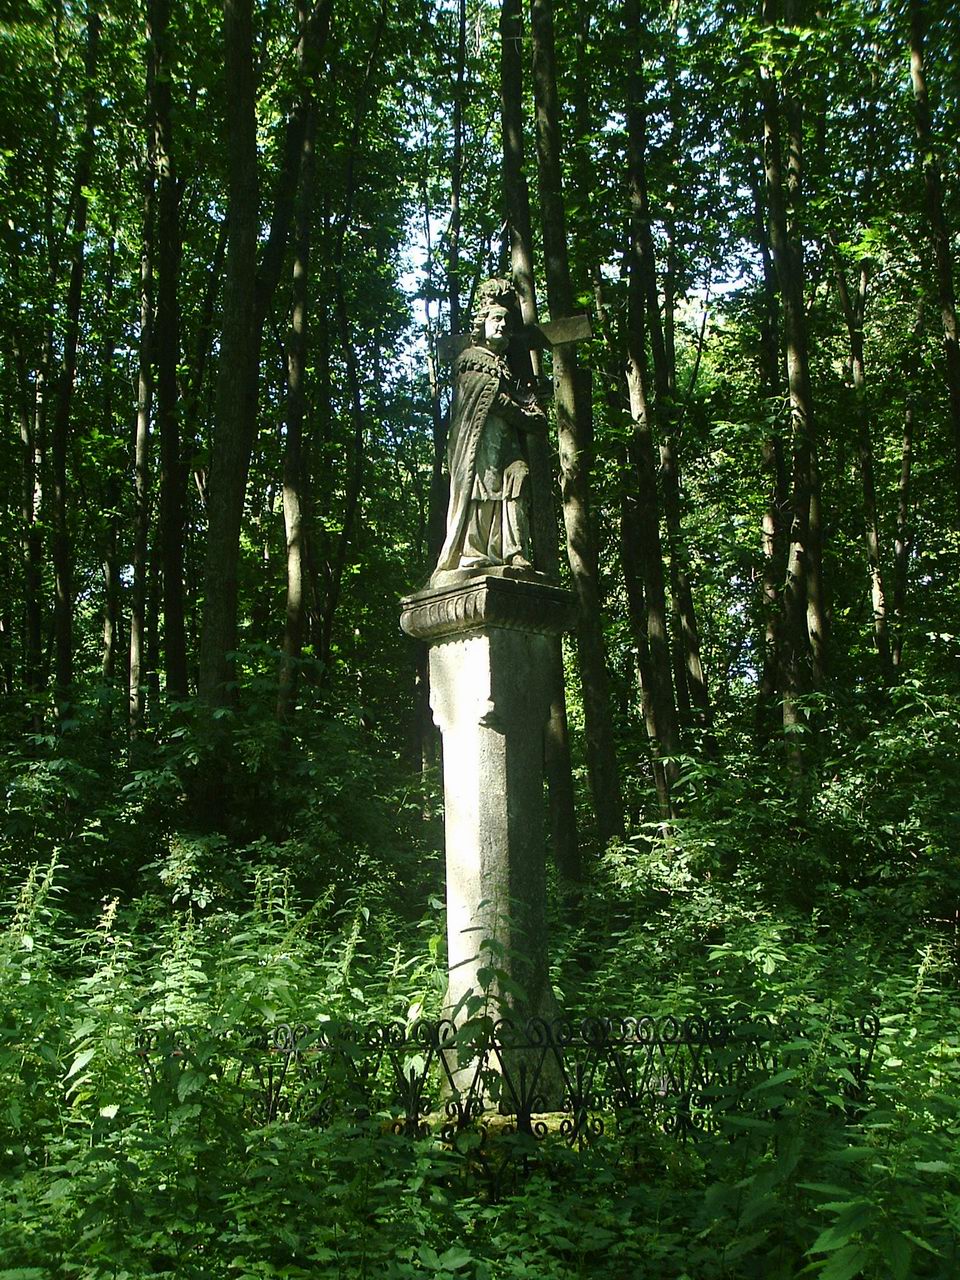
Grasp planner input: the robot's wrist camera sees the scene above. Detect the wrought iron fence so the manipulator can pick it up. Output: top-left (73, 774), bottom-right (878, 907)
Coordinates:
top-left (135, 1011), bottom-right (880, 1162)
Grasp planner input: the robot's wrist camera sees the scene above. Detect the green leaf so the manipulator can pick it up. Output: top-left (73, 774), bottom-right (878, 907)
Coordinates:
top-left (900, 1231), bottom-right (942, 1256)
top-left (418, 1245), bottom-right (441, 1269)
top-left (809, 1202), bottom-right (872, 1254)
top-left (818, 1245), bottom-right (868, 1280)
top-left (438, 1246), bottom-right (472, 1271)
top-left (177, 1070), bottom-right (205, 1101)
top-left (65, 1047), bottom-right (94, 1080)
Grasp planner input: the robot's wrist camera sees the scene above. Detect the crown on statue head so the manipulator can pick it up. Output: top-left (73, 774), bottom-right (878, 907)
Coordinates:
top-left (470, 277), bottom-right (519, 341)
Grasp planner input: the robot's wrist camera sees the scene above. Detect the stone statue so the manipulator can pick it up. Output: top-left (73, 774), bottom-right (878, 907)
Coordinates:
top-left (433, 279), bottom-right (547, 579)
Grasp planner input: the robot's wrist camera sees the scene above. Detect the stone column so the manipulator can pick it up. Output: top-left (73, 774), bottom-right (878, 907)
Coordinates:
top-left (400, 572), bottom-right (573, 1023)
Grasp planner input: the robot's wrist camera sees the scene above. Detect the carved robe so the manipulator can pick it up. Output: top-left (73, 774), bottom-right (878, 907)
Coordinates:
top-left (435, 345), bottom-right (545, 573)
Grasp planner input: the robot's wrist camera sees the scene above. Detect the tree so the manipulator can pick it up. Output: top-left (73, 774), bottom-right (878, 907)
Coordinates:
top-left (908, 0), bottom-right (960, 510)
top-left (530, 0), bottom-right (624, 843)
top-left (198, 0), bottom-right (258, 706)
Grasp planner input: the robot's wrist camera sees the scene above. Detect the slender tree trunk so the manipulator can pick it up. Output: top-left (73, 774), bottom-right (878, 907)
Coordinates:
top-left (183, 213), bottom-right (228, 515)
top-left (449, 0), bottom-right (465, 336)
top-left (622, 298), bottom-right (680, 806)
top-left (99, 235), bottom-right (122, 683)
top-left (659, 436), bottom-right (711, 738)
top-left (759, 0), bottom-right (820, 751)
top-left (145, 536), bottom-right (162, 717)
top-left (51, 11), bottom-right (99, 711)
top-left (129, 168), bottom-right (155, 732)
top-left (199, 0), bottom-right (259, 705)
top-left (909, 0), bottom-right (960, 506)
top-left (0, 559), bottom-right (13, 696)
top-left (149, 0), bottom-right (188, 701)
top-left (319, 279), bottom-right (366, 670)
top-left (305, 225), bottom-right (333, 675)
top-left (414, 172), bottom-right (444, 771)
top-left (785, 84), bottom-right (827, 684)
top-left (278, 4), bottom-right (320, 725)
top-left (747, 162), bottom-right (788, 736)
top-left (199, 0), bottom-right (332, 703)
top-left (501, 0), bottom-right (580, 878)
top-left (623, 0), bottom-right (679, 804)
top-left (13, 344), bottom-right (43, 698)
top-left (620, 475), bottom-right (675, 820)
top-left (636, 6), bottom-right (712, 745)
top-left (893, 399), bottom-right (914, 671)
top-left (833, 252), bottom-right (892, 680)
top-left (530, 0), bottom-right (623, 843)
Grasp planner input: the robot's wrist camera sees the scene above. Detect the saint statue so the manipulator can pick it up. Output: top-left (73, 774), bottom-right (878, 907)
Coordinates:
top-left (433, 279), bottom-right (547, 578)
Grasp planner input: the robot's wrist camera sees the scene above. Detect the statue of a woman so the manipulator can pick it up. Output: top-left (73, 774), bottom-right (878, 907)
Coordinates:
top-left (433, 280), bottom-right (547, 579)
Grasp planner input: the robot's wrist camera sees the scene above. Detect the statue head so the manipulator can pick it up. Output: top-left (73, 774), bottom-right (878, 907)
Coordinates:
top-left (471, 278), bottom-right (519, 354)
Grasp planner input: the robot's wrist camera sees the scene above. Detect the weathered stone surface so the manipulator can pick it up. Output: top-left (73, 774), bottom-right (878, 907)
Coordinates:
top-left (401, 575), bottom-right (573, 1034)
top-left (433, 280), bottom-right (547, 579)
top-left (400, 572), bottom-right (574, 644)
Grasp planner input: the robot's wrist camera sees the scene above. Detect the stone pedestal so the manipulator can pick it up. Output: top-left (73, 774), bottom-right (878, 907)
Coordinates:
top-left (401, 572), bottom-right (573, 1024)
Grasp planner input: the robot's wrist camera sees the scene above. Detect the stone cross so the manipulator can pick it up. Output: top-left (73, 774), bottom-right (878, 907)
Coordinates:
top-left (403, 287), bottom-right (587, 1099)
top-left (438, 313), bottom-right (592, 371)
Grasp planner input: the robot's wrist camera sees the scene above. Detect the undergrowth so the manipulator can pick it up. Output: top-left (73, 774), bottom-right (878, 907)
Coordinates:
top-left (0, 693), bottom-right (958, 1278)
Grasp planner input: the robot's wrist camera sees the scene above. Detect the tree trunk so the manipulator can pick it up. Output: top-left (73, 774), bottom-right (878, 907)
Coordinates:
top-left (747, 161), bottom-right (788, 737)
top-left (51, 10), bottom-right (99, 711)
top-left (129, 166), bottom-right (155, 733)
top-left (278, 3), bottom-right (320, 725)
top-left (622, 298), bottom-right (680, 807)
top-left (909, 0), bottom-right (960, 507)
top-left (198, 0), bottom-right (259, 705)
top-left (145, 535), bottom-right (162, 718)
top-left (530, 0), bottom-right (623, 843)
top-left (501, 0), bottom-right (580, 879)
top-left (759, 0), bottom-right (819, 752)
top-left (319, 278), bottom-right (366, 671)
top-left (200, 0), bottom-right (332, 705)
top-left (893, 400), bottom-right (914, 671)
top-left (620, 474), bottom-right (676, 821)
top-left (833, 252), bottom-right (893, 680)
top-left (630, 4), bottom-right (712, 746)
top-left (784, 85), bottom-right (828, 684)
top-left (13, 342), bottom-right (43, 699)
top-left (150, 0), bottom-right (188, 701)
top-left (623, 0), bottom-right (680, 806)
top-left (183, 213), bottom-right (228, 516)
top-left (449, 0), bottom-right (465, 336)
top-left (99, 234), bottom-right (122, 683)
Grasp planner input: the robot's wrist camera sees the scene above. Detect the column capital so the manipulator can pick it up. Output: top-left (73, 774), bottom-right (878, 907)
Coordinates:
top-left (400, 571), bottom-right (574, 644)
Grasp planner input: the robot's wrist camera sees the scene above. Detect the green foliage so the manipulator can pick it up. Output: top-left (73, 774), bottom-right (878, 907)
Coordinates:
top-left (0, 681), bottom-right (959, 1278)
top-left (1, 0), bottom-right (959, 1273)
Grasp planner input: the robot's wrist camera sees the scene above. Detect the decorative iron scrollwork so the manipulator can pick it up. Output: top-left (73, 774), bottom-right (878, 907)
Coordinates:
top-left (131, 1011), bottom-right (881, 1181)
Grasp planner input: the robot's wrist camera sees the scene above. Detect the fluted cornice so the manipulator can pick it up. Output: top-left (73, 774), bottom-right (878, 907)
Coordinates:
top-left (400, 574), bottom-right (574, 642)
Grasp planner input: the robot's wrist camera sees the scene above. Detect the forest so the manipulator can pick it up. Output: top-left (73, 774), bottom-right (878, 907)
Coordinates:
top-left (1, 0), bottom-right (959, 1274)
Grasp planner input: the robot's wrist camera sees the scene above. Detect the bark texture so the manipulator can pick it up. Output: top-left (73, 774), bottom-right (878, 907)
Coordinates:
top-left (51, 11), bottom-right (99, 709)
top-left (623, 0), bottom-right (679, 809)
top-left (150, 0), bottom-right (188, 701)
top-left (129, 169), bottom-right (155, 731)
top-left (759, 0), bottom-right (821, 751)
top-left (198, 0), bottom-right (259, 704)
top-left (530, 0), bottom-right (624, 843)
top-left (909, 0), bottom-right (960, 507)
top-left (277, 1), bottom-right (328, 723)
top-left (833, 252), bottom-right (892, 680)
top-left (501, 0), bottom-right (580, 879)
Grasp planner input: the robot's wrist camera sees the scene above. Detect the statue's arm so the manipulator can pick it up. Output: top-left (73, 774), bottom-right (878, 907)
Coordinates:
top-left (493, 386), bottom-right (547, 433)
